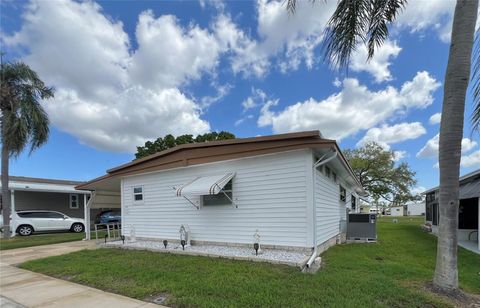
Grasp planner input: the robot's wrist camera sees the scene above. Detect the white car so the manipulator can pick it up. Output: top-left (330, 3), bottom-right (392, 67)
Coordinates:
top-left (12, 210), bottom-right (85, 236)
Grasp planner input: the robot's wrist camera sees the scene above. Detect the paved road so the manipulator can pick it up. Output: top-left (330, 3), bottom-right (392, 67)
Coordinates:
top-left (0, 241), bottom-right (162, 307)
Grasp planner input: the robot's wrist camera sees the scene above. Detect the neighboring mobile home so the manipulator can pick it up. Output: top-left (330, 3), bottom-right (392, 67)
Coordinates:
top-left (78, 131), bottom-right (366, 254)
top-left (424, 169), bottom-right (479, 253)
top-left (0, 176), bottom-right (92, 218)
top-left (0, 176), bottom-right (98, 234)
top-left (390, 206), bottom-right (404, 216)
top-left (406, 201), bottom-right (425, 216)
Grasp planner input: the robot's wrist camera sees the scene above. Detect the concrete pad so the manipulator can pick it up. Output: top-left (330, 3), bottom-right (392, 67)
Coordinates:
top-left (1, 280), bottom-right (88, 306)
top-left (34, 289), bottom-right (150, 308)
top-left (0, 296), bottom-right (27, 308)
top-left (0, 241), bottom-right (165, 307)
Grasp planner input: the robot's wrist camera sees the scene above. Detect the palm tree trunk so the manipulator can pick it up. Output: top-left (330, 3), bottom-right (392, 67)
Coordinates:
top-left (1, 130), bottom-right (11, 239)
top-left (434, 0), bottom-right (478, 291)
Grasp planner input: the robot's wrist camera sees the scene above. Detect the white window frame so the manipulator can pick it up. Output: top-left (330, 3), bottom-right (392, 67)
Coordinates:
top-left (325, 166), bottom-right (331, 179)
top-left (339, 185), bottom-right (346, 203)
top-left (133, 186), bottom-right (144, 204)
top-left (69, 194), bottom-right (79, 209)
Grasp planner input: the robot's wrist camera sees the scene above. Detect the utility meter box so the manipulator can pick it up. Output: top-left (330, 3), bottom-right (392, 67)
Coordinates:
top-left (346, 214), bottom-right (377, 242)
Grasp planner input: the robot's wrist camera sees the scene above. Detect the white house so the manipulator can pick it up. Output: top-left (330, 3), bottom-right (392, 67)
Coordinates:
top-left (406, 202), bottom-right (425, 216)
top-left (78, 131), bottom-right (366, 257)
top-left (390, 206), bottom-right (404, 216)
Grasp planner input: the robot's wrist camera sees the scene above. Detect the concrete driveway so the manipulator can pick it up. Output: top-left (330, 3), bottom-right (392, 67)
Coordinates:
top-left (0, 241), bottom-right (162, 307)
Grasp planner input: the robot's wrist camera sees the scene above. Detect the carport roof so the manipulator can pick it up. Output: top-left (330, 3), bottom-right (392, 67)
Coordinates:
top-left (0, 175), bottom-right (87, 194)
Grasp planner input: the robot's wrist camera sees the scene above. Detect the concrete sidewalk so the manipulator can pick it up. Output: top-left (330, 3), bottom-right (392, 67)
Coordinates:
top-left (0, 241), bottom-right (161, 307)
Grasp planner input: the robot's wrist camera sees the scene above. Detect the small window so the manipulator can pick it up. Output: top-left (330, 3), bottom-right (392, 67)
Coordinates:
top-left (351, 195), bottom-right (356, 210)
top-left (332, 172), bottom-right (337, 183)
top-left (70, 194), bottom-right (79, 209)
top-left (203, 180), bottom-right (232, 206)
top-left (339, 186), bottom-right (346, 202)
top-left (325, 166), bottom-right (331, 178)
top-left (133, 186), bottom-right (143, 202)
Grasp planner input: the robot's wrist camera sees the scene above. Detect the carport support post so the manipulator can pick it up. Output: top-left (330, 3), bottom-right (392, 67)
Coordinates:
top-left (10, 190), bottom-right (15, 237)
top-left (84, 194), bottom-right (91, 240)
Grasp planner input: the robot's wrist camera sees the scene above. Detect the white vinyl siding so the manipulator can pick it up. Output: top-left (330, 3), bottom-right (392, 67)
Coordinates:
top-left (122, 150), bottom-right (310, 248)
top-left (314, 167), bottom-right (342, 245)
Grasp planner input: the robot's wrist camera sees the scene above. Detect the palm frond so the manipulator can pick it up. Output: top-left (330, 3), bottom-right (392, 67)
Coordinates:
top-left (366, 0), bottom-right (407, 59)
top-left (320, 0), bottom-right (406, 69)
top-left (0, 61), bottom-right (54, 156)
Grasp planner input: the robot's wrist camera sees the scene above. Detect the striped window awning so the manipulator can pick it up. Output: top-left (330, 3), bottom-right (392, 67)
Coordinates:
top-left (176, 172), bottom-right (235, 197)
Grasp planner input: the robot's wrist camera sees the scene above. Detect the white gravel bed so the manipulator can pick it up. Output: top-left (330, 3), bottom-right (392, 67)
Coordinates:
top-left (106, 240), bottom-right (309, 266)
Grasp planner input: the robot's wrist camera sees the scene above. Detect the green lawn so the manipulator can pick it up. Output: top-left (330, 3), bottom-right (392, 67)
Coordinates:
top-left (0, 231), bottom-right (106, 250)
top-left (20, 217), bottom-right (480, 307)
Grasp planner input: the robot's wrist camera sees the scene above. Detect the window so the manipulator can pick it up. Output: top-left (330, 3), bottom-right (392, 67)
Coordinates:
top-left (332, 172), bottom-right (337, 183)
top-left (70, 194), bottom-right (79, 209)
top-left (133, 187), bottom-right (143, 202)
top-left (46, 212), bottom-right (65, 219)
top-left (351, 195), bottom-right (356, 210)
top-left (203, 180), bottom-right (232, 206)
top-left (432, 203), bottom-right (438, 226)
top-left (325, 166), bottom-right (331, 178)
top-left (458, 198), bottom-right (478, 229)
top-left (339, 186), bottom-right (346, 202)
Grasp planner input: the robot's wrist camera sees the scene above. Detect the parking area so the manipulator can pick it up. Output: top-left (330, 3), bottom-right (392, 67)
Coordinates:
top-left (0, 240), bottom-right (161, 307)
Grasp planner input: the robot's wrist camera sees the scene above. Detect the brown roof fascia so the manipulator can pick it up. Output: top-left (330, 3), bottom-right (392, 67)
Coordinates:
top-left (107, 130), bottom-right (322, 174)
top-left (75, 174), bottom-right (111, 190)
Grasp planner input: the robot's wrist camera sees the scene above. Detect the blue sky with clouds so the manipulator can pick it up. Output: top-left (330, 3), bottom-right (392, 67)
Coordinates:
top-left (1, 0), bottom-right (479, 193)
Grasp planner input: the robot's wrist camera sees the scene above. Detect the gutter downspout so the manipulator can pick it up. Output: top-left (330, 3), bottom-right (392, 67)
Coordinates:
top-left (306, 149), bottom-right (338, 268)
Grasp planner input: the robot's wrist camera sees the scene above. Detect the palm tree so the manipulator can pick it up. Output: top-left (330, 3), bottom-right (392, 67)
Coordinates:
top-left (287, 0), bottom-right (479, 292)
top-left (0, 60), bottom-right (54, 238)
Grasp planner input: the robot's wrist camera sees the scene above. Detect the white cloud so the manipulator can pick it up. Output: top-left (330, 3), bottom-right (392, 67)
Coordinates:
top-left (3, 0), bottom-right (227, 152)
top-left (257, 99), bottom-right (279, 127)
top-left (241, 88), bottom-right (267, 111)
top-left (350, 40), bottom-right (402, 83)
top-left (258, 71), bottom-right (440, 140)
top-left (231, 0), bottom-right (336, 77)
top-left (417, 134), bottom-right (478, 158)
top-left (357, 122), bottom-right (426, 149)
top-left (393, 150), bottom-right (407, 162)
top-left (411, 186), bottom-right (427, 196)
top-left (234, 114), bottom-right (254, 126)
top-left (131, 11), bottom-right (221, 90)
top-left (395, 0), bottom-right (456, 43)
top-left (461, 150), bottom-right (480, 168)
top-left (429, 113), bottom-right (442, 125)
top-left (200, 83), bottom-right (232, 108)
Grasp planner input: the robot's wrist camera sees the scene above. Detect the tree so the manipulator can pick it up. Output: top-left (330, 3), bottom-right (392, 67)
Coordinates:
top-left (0, 61), bottom-right (54, 238)
top-left (344, 142), bottom-right (417, 206)
top-left (135, 131), bottom-right (236, 159)
top-left (287, 0), bottom-right (479, 291)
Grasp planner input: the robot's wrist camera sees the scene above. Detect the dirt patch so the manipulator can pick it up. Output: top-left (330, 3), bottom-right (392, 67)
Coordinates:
top-left (144, 293), bottom-right (172, 306)
top-left (424, 283), bottom-right (480, 308)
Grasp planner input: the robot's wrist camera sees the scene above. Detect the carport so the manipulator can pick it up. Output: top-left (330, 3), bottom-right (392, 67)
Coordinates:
top-left (76, 175), bottom-right (121, 240)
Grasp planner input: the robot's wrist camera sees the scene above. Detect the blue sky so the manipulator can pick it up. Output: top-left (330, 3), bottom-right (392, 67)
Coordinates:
top-left (1, 0), bottom-right (479, 193)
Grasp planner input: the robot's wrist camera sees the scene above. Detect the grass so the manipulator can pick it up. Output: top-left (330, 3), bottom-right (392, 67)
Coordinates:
top-left (20, 216), bottom-right (480, 307)
top-left (0, 231), bottom-right (107, 250)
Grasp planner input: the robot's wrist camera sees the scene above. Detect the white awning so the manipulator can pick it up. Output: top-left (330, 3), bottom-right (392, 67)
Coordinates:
top-left (176, 173), bottom-right (235, 197)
